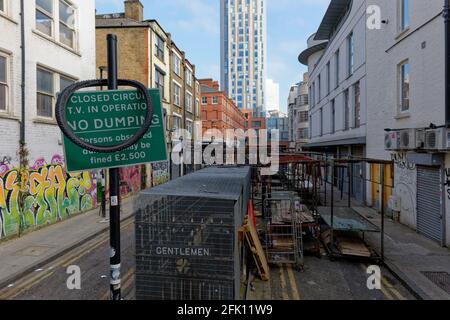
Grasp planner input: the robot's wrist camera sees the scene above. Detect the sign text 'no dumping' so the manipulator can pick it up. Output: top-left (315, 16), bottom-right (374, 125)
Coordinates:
top-left (63, 89), bottom-right (167, 172)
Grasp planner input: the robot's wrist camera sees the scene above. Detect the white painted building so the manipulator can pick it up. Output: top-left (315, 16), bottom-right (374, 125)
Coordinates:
top-left (366, 0), bottom-right (450, 246)
top-left (287, 73), bottom-right (310, 151)
top-left (300, 0), bottom-right (450, 246)
top-left (0, 0), bottom-right (96, 168)
top-left (299, 0), bottom-right (368, 202)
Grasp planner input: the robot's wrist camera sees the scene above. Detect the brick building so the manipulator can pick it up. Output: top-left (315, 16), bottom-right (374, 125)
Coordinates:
top-left (96, 0), bottom-right (201, 182)
top-left (199, 79), bottom-right (246, 141)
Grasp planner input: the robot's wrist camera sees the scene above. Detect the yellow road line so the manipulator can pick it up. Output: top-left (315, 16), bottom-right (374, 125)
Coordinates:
top-left (0, 219), bottom-right (134, 299)
top-left (381, 285), bottom-right (394, 300)
top-left (101, 268), bottom-right (135, 300)
top-left (278, 265), bottom-right (289, 300)
top-left (286, 265), bottom-right (301, 300)
top-left (382, 277), bottom-right (406, 300)
top-left (2, 271), bottom-right (55, 300)
top-left (359, 263), bottom-right (395, 300)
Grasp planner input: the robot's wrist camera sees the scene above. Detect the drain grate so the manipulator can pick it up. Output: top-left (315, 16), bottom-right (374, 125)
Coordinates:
top-left (421, 271), bottom-right (450, 294)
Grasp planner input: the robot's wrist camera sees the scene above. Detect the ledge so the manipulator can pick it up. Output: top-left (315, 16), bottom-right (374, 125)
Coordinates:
top-left (0, 12), bottom-right (18, 25)
top-left (32, 30), bottom-right (81, 57)
top-left (0, 113), bottom-right (20, 121)
top-left (394, 112), bottom-right (411, 120)
top-left (32, 117), bottom-right (58, 126)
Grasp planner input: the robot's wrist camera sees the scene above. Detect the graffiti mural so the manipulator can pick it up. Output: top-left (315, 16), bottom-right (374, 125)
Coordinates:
top-left (152, 161), bottom-right (170, 186)
top-left (392, 152), bottom-right (417, 228)
top-left (0, 156), bottom-right (97, 239)
top-left (119, 166), bottom-right (141, 197)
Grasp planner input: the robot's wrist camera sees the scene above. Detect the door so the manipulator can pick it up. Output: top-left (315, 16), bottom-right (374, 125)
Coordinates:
top-left (383, 164), bottom-right (393, 209)
top-left (416, 166), bottom-right (443, 244)
top-left (371, 164), bottom-right (380, 208)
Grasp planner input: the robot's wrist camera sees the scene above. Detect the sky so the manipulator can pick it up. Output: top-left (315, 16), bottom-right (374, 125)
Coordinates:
top-left (95, 0), bottom-right (330, 113)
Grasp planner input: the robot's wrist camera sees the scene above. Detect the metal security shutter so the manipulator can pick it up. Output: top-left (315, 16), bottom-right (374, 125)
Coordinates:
top-left (417, 166), bottom-right (443, 244)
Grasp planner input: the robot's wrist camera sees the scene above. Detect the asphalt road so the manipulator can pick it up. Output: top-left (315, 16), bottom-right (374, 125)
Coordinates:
top-left (0, 218), bottom-right (415, 300)
top-left (0, 218), bottom-right (136, 300)
top-left (269, 257), bottom-right (415, 300)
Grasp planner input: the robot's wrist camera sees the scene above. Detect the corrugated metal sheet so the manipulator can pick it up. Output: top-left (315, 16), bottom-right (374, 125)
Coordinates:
top-left (417, 166), bottom-right (443, 244)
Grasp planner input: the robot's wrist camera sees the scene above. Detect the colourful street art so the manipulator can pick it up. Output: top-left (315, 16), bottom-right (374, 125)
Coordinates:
top-left (0, 156), bottom-right (97, 239)
top-left (152, 161), bottom-right (170, 187)
top-left (119, 165), bottom-right (141, 197)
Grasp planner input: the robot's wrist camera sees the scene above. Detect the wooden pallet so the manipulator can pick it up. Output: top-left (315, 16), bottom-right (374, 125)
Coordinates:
top-left (242, 217), bottom-right (270, 281)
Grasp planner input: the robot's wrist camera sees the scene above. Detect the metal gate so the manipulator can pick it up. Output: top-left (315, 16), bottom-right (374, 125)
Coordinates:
top-left (417, 166), bottom-right (443, 244)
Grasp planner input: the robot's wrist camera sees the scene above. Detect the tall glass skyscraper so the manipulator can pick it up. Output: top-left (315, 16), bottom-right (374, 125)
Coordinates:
top-left (220, 0), bottom-right (267, 117)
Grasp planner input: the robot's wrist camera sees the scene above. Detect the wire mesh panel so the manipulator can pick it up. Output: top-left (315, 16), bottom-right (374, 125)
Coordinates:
top-left (134, 166), bottom-right (251, 300)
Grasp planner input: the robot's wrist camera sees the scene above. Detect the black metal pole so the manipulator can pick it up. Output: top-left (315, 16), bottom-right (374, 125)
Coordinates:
top-left (348, 163), bottom-right (352, 208)
top-left (107, 34), bottom-right (121, 300)
top-left (445, 0), bottom-right (450, 126)
top-left (99, 67), bottom-right (106, 219)
top-left (330, 160), bottom-right (335, 249)
top-left (324, 160), bottom-right (327, 206)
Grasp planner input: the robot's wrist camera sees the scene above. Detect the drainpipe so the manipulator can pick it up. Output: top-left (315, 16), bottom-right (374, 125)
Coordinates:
top-left (445, 0), bottom-right (450, 126)
top-left (20, 0), bottom-right (25, 147)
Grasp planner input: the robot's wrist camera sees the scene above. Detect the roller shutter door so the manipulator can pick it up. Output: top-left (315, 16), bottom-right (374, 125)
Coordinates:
top-left (416, 166), bottom-right (443, 244)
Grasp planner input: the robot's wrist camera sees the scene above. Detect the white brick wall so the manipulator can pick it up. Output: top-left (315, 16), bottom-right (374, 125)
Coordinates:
top-left (366, 0), bottom-right (449, 245)
top-left (0, 0), bottom-right (96, 167)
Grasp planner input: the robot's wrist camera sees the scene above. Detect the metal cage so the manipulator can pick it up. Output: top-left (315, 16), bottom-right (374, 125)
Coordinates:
top-left (134, 166), bottom-right (251, 300)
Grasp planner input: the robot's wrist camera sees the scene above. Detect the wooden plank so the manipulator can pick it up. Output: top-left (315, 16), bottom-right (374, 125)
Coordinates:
top-left (336, 237), bottom-right (371, 257)
top-left (243, 217), bottom-right (270, 281)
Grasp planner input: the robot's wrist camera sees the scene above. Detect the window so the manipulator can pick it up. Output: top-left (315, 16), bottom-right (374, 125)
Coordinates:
top-left (0, 55), bottom-right (7, 111)
top-left (347, 32), bottom-right (354, 76)
top-left (326, 62), bottom-right (331, 95)
top-left (320, 108), bottom-right (323, 136)
top-left (331, 99), bottom-right (335, 134)
top-left (354, 82), bottom-right (361, 128)
top-left (173, 115), bottom-right (181, 130)
top-left (36, 0), bottom-right (53, 36)
top-left (212, 96), bottom-right (218, 104)
top-left (155, 69), bottom-right (165, 99)
top-left (344, 89), bottom-right (350, 130)
top-left (185, 68), bottom-right (192, 87)
top-left (202, 96), bottom-right (208, 105)
top-left (37, 67), bottom-right (54, 118)
top-left (186, 92), bottom-right (193, 113)
top-left (399, 61), bottom-right (410, 112)
top-left (0, 0), bottom-right (5, 13)
top-left (400, 0), bottom-right (409, 31)
top-left (299, 111), bottom-right (308, 123)
top-left (173, 54), bottom-right (181, 76)
top-left (195, 99), bottom-right (200, 116)
top-left (186, 120), bottom-right (193, 135)
top-left (299, 128), bottom-right (309, 139)
top-left (173, 82), bottom-right (181, 106)
top-left (59, 0), bottom-right (75, 48)
top-left (335, 50), bottom-right (340, 88)
top-left (59, 75), bottom-right (74, 93)
top-left (318, 74), bottom-right (321, 101)
top-left (155, 34), bottom-right (164, 60)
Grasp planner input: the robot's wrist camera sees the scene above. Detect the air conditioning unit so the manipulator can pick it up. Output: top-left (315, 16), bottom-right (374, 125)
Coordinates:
top-left (384, 131), bottom-right (400, 151)
top-left (415, 129), bottom-right (426, 149)
top-left (424, 128), bottom-right (450, 151)
top-left (398, 129), bottom-right (416, 150)
top-left (388, 195), bottom-right (401, 212)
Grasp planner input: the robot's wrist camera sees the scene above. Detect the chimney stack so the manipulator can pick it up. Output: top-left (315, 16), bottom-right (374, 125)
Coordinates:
top-left (124, 0), bottom-right (143, 21)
